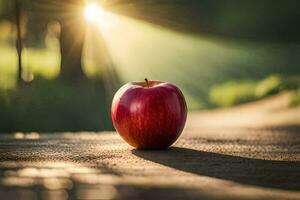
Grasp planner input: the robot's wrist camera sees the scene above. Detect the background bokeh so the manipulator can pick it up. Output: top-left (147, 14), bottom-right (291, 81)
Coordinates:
top-left (0, 0), bottom-right (300, 132)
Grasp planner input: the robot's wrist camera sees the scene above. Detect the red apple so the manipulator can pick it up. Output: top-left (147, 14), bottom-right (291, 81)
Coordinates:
top-left (111, 79), bottom-right (187, 149)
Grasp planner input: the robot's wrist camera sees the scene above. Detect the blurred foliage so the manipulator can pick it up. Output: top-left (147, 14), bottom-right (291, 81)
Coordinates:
top-left (209, 81), bottom-right (257, 107)
top-left (0, 1), bottom-right (13, 20)
top-left (254, 74), bottom-right (282, 98)
top-left (0, 78), bottom-right (113, 132)
top-left (209, 74), bottom-right (300, 107)
top-left (283, 76), bottom-right (300, 90)
top-left (290, 89), bottom-right (300, 107)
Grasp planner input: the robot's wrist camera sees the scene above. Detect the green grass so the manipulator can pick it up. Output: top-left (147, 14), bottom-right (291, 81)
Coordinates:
top-left (0, 45), bottom-right (18, 89)
top-left (0, 42), bottom-right (109, 87)
top-left (0, 44), bottom-right (60, 89)
top-left (22, 48), bottom-right (60, 79)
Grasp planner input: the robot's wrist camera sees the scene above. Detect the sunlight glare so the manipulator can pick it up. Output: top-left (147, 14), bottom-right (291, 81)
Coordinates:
top-left (84, 3), bottom-right (103, 22)
top-left (84, 3), bottom-right (116, 30)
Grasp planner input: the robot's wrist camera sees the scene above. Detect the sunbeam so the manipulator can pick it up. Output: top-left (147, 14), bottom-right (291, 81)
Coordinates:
top-left (83, 2), bottom-right (300, 109)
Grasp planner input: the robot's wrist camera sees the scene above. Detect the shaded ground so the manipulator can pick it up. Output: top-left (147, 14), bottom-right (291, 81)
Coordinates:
top-left (0, 93), bottom-right (300, 200)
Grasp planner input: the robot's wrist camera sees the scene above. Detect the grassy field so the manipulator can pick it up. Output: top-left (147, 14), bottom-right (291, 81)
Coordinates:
top-left (0, 44), bottom-right (60, 89)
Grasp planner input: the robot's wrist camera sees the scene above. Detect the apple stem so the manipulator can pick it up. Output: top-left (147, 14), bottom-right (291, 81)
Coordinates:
top-left (145, 78), bottom-right (149, 88)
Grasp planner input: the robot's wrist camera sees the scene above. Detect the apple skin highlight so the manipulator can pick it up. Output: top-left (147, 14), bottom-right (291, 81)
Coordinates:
top-left (111, 80), bottom-right (187, 149)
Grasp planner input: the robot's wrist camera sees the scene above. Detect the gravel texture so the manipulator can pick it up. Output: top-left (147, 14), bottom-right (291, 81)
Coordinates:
top-left (0, 93), bottom-right (300, 200)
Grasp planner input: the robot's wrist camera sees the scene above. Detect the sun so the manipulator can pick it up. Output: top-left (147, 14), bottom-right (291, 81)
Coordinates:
top-left (83, 3), bottom-right (118, 30)
top-left (84, 3), bottom-right (104, 22)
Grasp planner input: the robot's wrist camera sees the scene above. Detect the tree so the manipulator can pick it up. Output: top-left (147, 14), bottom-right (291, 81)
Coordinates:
top-left (14, 0), bottom-right (23, 83)
top-left (59, 0), bottom-right (86, 82)
top-left (16, 0), bottom-right (87, 83)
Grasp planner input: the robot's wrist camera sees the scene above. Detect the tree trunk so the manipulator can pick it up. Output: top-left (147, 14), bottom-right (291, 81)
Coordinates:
top-left (59, 0), bottom-right (86, 82)
top-left (15, 0), bottom-right (23, 84)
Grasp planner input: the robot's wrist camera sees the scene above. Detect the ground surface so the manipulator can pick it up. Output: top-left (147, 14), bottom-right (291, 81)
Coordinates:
top-left (0, 93), bottom-right (300, 200)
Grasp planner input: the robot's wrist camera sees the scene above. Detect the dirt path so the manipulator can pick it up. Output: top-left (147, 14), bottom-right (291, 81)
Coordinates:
top-left (0, 93), bottom-right (300, 200)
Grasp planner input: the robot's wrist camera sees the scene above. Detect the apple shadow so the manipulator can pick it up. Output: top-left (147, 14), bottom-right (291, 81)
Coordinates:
top-left (132, 147), bottom-right (300, 191)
